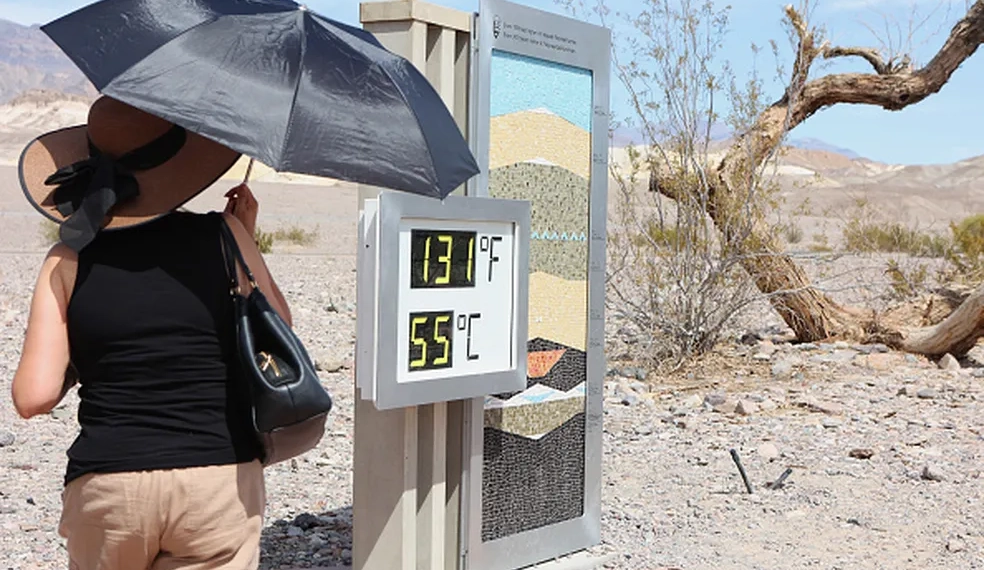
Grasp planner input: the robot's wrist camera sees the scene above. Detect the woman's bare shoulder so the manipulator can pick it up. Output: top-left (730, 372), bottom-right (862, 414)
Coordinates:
top-left (36, 242), bottom-right (78, 303)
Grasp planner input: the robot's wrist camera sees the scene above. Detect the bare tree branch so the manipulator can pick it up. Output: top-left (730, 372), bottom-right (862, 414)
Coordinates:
top-left (822, 46), bottom-right (897, 74)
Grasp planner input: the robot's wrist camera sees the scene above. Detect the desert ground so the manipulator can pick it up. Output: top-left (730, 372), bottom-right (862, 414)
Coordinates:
top-left (1, 152), bottom-right (982, 570)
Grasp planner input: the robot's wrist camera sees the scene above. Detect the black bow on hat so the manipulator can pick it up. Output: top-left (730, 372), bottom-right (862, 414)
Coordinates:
top-left (44, 124), bottom-right (188, 252)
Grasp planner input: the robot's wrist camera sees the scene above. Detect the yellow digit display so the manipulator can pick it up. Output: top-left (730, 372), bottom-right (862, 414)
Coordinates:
top-left (409, 316), bottom-right (428, 369)
top-left (436, 235), bottom-right (452, 284)
top-left (410, 230), bottom-right (478, 288)
top-left (407, 311), bottom-right (455, 371)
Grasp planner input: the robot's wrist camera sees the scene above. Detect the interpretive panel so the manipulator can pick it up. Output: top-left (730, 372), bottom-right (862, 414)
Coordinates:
top-left (466, 0), bottom-right (610, 568)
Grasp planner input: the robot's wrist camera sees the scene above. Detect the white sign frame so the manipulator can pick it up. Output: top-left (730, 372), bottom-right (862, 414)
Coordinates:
top-left (357, 191), bottom-right (531, 410)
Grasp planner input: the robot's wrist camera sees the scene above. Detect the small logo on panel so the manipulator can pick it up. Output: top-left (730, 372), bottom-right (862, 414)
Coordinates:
top-left (493, 15), bottom-right (502, 39)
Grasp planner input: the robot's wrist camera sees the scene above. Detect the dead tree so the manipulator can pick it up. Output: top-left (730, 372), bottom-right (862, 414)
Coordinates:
top-left (650, 0), bottom-right (984, 356)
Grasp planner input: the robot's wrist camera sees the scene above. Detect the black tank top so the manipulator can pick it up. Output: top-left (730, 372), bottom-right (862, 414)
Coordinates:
top-left (64, 211), bottom-right (261, 485)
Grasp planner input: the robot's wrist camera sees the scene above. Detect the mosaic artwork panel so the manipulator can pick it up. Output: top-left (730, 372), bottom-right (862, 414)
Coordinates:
top-left (481, 413), bottom-right (587, 542)
top-left (483, 48), bottom-right (592, 542)
top-left (489, 163), bottom-right (588, 281)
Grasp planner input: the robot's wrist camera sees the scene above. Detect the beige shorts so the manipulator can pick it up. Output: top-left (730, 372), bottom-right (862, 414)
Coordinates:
top-left (58, 460), bottom-right (265, 570)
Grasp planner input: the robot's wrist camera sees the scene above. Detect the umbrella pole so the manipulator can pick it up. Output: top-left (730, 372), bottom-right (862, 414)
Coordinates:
top-left (243, 158), bottom-right (254, 184)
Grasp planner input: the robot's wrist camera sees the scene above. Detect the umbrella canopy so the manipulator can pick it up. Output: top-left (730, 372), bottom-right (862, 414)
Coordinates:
top-left (41, 0), bottom-right (479, 199)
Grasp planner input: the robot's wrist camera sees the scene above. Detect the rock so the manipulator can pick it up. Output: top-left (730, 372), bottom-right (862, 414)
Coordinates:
top-left (316, 360), bottom-right (347, 373)
top-left (795, 398), bottom-right (843, 415)
top-left (771, 359), bottom-right (794, 380)
top-left (938, 353), bottom-right (961, 371)
top-left (965, 345), bottom-right (984, 367)
top-left (680, 394), bottom-right (703, 409)
top-left (859, 352), bottom-right (904, 371)
top-left (856, 343), bottom-right (889, 354)
top-left (752, 352), bottom-right (772, 361)
top-left (287, 525), bottom-right (304, 537)
top-left (629, 381), bottom-right (648, 393)
top-left (50, 407), bottom-right (73, 421)
top-left (813, 349), bottom-right (859, 366)
top-left (308, 535), bottom-right (326, 549)
top-left (821, 417), bottom-right (841, 429)
top-left (0, 431), bottom-right (14, 448)
top-left (757, 443), bottom-right (780, 461)
top-left (712, 399), bottom-right (738, 414)
top-left (703, 392), bottom-right (728, 407)
top-left (849, 448), bottom-right (875, 459)
top-left (916, 387), bottom-right (938, 400)
top-left (615, 380), bottom-right (640, 406)
top-left (946, 536), bottom-right (967, 553)
top-left (736, 400), bottom-right (759, 416)
top-left (921, 465), bottom-right (945, 482)
top-left (904, 354), bottom-right (921, 365)
top-left (293, 512), bottom-right (321, 530)
top-left (739, 332), bottom-right (761, 345)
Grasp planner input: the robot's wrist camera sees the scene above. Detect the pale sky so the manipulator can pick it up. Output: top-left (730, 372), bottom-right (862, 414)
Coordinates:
top-left (2, 0), bottom-right (982, 165)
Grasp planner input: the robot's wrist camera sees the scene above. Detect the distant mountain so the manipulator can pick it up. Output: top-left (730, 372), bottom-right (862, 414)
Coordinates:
top-left (788, 137), bottom-right (862, 159)
top-left (0, 89), bottom-right (93, 164)
top-left (0, 19), bottom-right (94, 103)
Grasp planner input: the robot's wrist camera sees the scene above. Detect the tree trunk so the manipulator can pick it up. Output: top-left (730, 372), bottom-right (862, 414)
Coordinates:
top-left (897, 284), bottom-right (984, 356)
top-left (736, 243), bottom-right (867, 342)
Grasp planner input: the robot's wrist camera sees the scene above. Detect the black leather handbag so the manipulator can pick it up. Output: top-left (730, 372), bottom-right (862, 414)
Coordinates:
top-left (217, 215), bottom-right (333, 466)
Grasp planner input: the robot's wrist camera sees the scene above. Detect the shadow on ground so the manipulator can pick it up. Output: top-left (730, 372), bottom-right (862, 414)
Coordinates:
top-left (260, 505), bottom-right (353, 569)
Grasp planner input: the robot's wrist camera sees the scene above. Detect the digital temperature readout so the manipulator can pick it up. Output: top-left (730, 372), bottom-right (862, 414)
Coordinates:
top-left (410, 230), bottom-right (477, 288)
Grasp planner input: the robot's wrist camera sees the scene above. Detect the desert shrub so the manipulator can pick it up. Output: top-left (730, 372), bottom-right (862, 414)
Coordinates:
top-left (601, 0), bottom-right (788, 371)
top-left (254, 228), bottom-right (274, 254)
top-left (842, 220), bottom-right (949, 257)
top-left (272, 224), bottom-right (319, 247)
top-left (945, 214), bottom-right (984, 280)
top-left (781, 222), bottom-right (804, 244)
top-left (885, 258), bottom-right (929, 300)
top-left (40, 220), bottom-right (60, 245)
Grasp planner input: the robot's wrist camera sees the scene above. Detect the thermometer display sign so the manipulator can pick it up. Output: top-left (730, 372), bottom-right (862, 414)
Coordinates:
top-left (356, 191), bottom-right (529, 410)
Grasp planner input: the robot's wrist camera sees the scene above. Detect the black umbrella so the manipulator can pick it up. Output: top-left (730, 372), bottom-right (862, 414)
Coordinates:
top-left (41, 0), bottom-right (479, 199)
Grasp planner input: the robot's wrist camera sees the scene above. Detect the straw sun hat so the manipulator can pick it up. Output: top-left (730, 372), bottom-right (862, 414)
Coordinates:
top-left (18, 96), bottom-right (241, 251)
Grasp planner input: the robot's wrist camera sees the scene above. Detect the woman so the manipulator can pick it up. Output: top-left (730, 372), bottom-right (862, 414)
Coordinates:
top-left (10, 96), bottom-right (290, 569)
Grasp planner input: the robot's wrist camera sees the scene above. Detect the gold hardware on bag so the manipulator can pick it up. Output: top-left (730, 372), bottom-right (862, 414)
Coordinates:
top-left (258, 351), bottom-right (282, 378)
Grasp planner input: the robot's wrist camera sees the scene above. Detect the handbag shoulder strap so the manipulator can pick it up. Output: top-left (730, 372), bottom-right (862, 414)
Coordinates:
top-left (216, 213), bottom-right (259, 294)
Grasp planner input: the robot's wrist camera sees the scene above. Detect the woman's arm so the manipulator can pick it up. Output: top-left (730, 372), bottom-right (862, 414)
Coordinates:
top-left (11, 244), bottom-right (77, 419)
top-left (222, 211), bottom-right (294, 327)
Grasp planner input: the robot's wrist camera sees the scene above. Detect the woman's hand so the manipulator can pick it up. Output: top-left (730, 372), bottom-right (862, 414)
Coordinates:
top-left (224, 183), bottom-right (259, 237)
